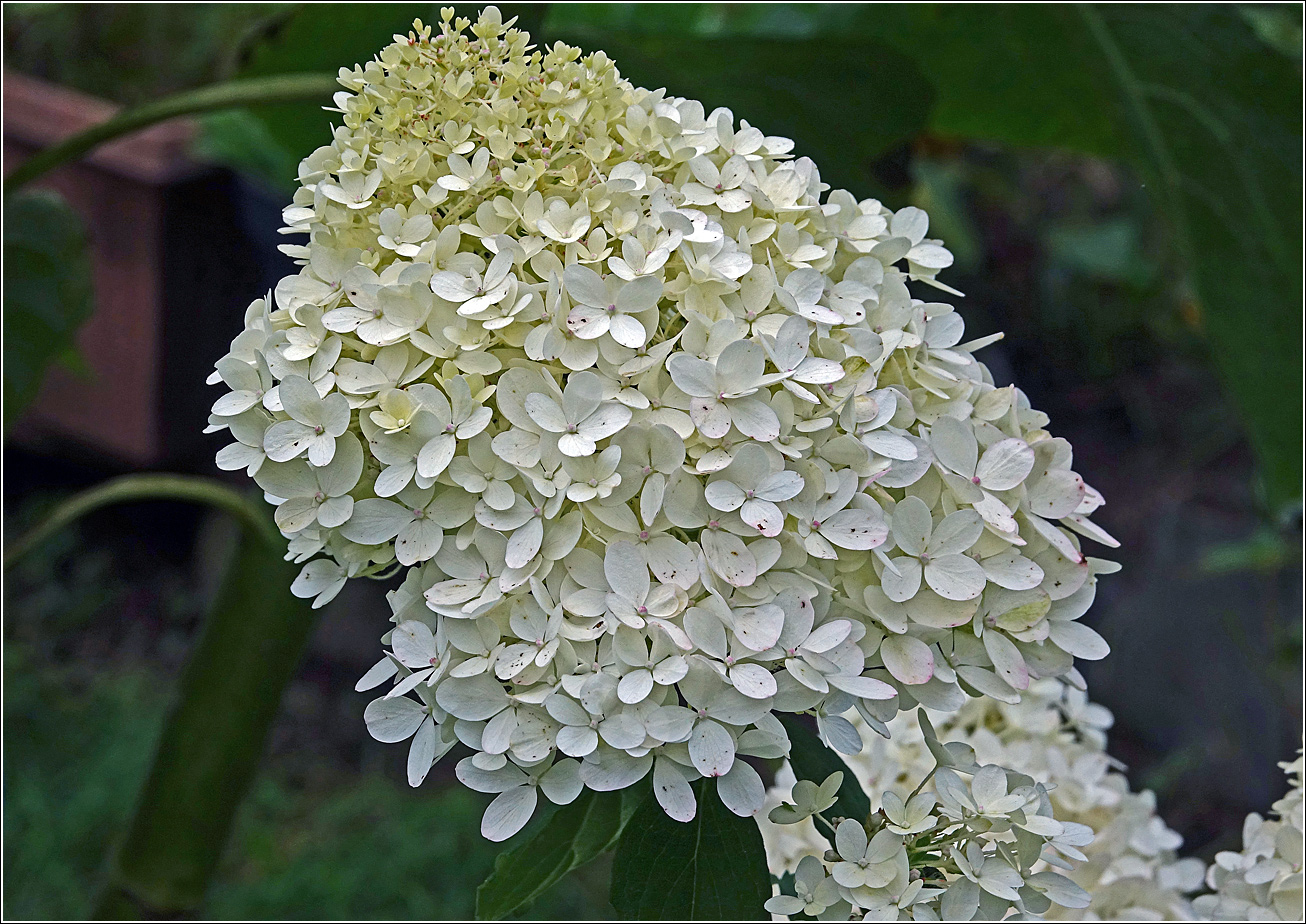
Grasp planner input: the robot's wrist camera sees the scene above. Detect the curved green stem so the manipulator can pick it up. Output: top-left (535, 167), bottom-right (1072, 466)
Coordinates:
top-left (3, 473), bottom-right (280, 569)
top-left (3, 72), bottom-right (339, 195)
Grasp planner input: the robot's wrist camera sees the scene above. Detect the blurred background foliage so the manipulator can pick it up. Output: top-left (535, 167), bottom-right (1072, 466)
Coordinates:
top-left (3, 2), bottom-right (1302, 919)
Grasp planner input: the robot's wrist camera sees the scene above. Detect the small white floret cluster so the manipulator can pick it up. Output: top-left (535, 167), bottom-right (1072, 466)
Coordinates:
top-left (207, 7), bottom-right (1121, 845)
top-left (764, 710), bottom-right (1097, 920)
top-left (761, 681), bottom-right (1306, 922)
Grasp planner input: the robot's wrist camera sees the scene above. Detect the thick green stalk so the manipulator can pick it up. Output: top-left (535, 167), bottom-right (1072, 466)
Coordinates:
top-left (4, 472), bottom-right (317, 915)
top-left (3, 72), bottom-right (338, 195)
top-left (95, 528), bottom-right (317, 917)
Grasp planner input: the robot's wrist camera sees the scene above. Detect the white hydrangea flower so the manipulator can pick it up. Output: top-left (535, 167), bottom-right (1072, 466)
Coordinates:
top-left (207, 7), bottom-right (1128, 857)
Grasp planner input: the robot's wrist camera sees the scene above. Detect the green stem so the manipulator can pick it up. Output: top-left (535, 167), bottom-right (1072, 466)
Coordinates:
top-left (3, 473), bottom-right (280, 569)
top-left (3, 72), bottom-right (339, 195)
top-left (95, 526), bottom-right (318, 917)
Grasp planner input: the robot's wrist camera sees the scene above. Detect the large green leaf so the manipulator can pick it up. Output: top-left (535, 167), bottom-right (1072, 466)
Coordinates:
top-left (475, 786), bottom-right (640, 920)
top-left (778, 714), bottom-right (871, 840)
top-left (609, 778), bottom-right (770, 920)
top-left (546, 3), bottom-right (1303, 512)
top-left (2, 188), bottom-right (93, 430)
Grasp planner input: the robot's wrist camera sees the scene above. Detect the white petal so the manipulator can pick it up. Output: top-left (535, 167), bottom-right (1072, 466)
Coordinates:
top-left (879, 634), bottom-right (934, 685)
top-left (729, 663), bottom-right (777, 699)
top-left (820, 507), bottom-right (887, 550)
top-left (391, 620), bottom-right (437, 667)
top-left (891, 495), bottom-right (933, 556)
top-left (1049, 620), bottom-right (1110, 660)
top-left (653, 757), bottom-right (697, 822)
top-left (688, 720), bottom-right (736, 778)
top-left (981, 550), bottom-right (1045, 590)
top-left (976, 438), bottom-right (1035, 491)
top-left (340, 498), bottom-right (410, 544)
top-left (364, 696), bottom-right (426, 742)
top-left (924, 554), bottom-right (986, 601)
top-left (983, 630), bottom-right (1030, 691)
top-left (406, 716), bottom-right (437, 786)
top-left (481, 786), bottom-right (539, 842)
top-left (880, 556), bottom-right (923, 603)
top-left (539, 759), bottom-right (584, 805)
top-left (716, 759), bottom-right (765, 817)
top-left (618, 669), bottom-right (655, 704)
top-left (435, 674), bottom-right (508, 720)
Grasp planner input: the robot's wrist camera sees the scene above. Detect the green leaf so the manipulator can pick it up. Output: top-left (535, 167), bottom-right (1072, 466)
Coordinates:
top-left (2, 188), bottom-right (94, 430)
top-left (778, 714), bottom-right (871, 839)
top-left (610, 778), bottom-right (770, 920)
top-left (475, 787), bottom-right (636, 920)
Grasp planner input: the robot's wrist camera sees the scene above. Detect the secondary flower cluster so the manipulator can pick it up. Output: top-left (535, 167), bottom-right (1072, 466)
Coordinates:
top-left (761, 681), bottom-right (1306, 921)
top-left (764, 715), bottom-right (1095, 920)
top-left (207, 7), bottom-right (1120, 842)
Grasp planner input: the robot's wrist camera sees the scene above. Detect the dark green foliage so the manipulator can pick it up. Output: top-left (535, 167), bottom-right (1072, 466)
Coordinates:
top-left (2, 189), bottom-right (94, 430)
top-left (476, 786), bottom-right (641, 919)
top-left (609, 778), bottom-right (770, 920)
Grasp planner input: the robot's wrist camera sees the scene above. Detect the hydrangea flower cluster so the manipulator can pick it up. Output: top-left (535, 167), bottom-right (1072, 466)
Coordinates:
top-left (764, 713), bottom-right (1096, 920)
top-left (761, 681), bottom-right (1306, 922)
top-left (207, 7), bottom-right (1122, 844)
